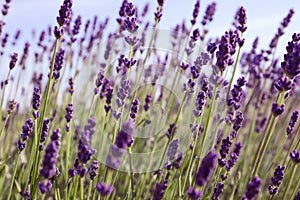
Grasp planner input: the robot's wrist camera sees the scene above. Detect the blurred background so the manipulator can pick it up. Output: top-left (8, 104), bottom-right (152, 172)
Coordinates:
top-left (3, 0), bottom-right (299, 56)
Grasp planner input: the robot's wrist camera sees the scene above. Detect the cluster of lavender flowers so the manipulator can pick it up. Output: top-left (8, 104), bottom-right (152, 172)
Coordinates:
top-left (2, 0), bottom-right (300, 199)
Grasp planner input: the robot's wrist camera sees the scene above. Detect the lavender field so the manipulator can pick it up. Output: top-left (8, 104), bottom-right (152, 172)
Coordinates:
top-left (0, 0), bottom-right (300, 199)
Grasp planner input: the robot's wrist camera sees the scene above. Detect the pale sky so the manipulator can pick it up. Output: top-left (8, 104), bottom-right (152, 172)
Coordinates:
top-left (2, 0), bottom-right (300, 61)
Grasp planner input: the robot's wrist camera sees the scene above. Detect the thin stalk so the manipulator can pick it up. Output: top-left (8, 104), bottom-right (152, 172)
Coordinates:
top-left (73, 175), bottom-right (79, 200)
top-left (80, 177), bottom-right (84, 200)
top-left (7, 154), bottom-right (20, 200)
top-left (0, 70), bottom-right (11, 122)
top-left (282, 163), bottom-right (297, 199)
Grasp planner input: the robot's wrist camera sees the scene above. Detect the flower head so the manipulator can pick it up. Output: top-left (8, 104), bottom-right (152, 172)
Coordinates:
top-left (196, 151), bottom-right (217, 186)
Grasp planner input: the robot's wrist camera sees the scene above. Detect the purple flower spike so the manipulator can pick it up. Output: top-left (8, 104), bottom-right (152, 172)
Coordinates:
top-left (130, 98), bottom-right (140, 121)
top-left (18, 118), bottom-right (34, 152)
top-left (187, 187), bottom-right (202, 199)
top-left (96, 182), bottom-right (114, 196)
top-left (235, 6), bottom-right (247, 33)
top-left (88, 160), bottom-right (99, 180)
top-left (290, 150), bottom-right (300, 163)
top-left (151, 180), bottom-right (168, 200)
top-left (281, 33), bottom-right (300, 79)
top-left (32, 87), bottom-right (41, 118)
top-left (190, 0), bottom-right (200, 25)
top-left (287, 110), bottom-right (299, 135)
top-left (271, 103), bottom-right (285, 117)
top-left (294, 190), bottom-right (300, 200)
top-left (195, 151), bottom-right (217, 187)
top-left (216, 30), bottom-right (239, 72)
top-left (201, 2), bottom-right (216, 26)
top-left (144, 94), bottom-right (152, 111)
top-left (9, 52), bottom-right (18, 70)
top-left (243, 176), bottom-right (261, 200)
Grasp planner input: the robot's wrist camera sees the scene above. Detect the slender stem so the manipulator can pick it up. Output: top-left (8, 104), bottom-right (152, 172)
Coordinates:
top-left (7, 154), bottom-right (19, 200)
top-left (80, 177), bottom-right (84, 200)
top-left (73, 175), bottom-right (79, 200)
top-left (87, 181), bottom-right (93, 200)
top-left (128, 148), bottom-right (135, 199)
top-left (282, 163), bottom-right (297, 199)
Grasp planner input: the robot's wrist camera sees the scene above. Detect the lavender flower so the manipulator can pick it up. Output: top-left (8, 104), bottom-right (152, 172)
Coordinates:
top-left (71, 15), bottom-right (81, 42)
top-left (227, 76), bottom-right (246, 109)
top-left (190, 0), bottom-right (200, 25)
top-left (96, 182), bottom-right (114, 196)
top-left (130, 98), bottom-right (140, 121)
top-left (268, 165), bottom-right (285, 195)
top-left (144, 94), bottom-right (152, 111)
top-left (53, 48), bottom-right (65, 79)
top-left (287, 110), bottom-right (299, 135)
top-left (281, 33), bottom-right (300, 79)
top-left (9, 52), bottom-right (18, 70)
top-left (193, 91), bottom-right (206, 117)
top-left (212, 182), bottom-right (224, 200)
top-left (54, 0), bottom-right (73, 39)
top-left (271, 103), bottom-right (285, 116)
top-left (234, 6), bottom-right (247, 33)
top-left (243, 176), bottom-right (261, 200)
top-left (167, 139), bottom-right (179, 161)
top-left (17, 118), bottom-right (34, 152)
top-left (201, 2), bottom-right (216, 26)
top-left (195, 151), bottom-right (217, 186)
top-left (290, 150), bottom-right (300, 163)
top-left (152, 179), bottom-right (168, 200)
top-left (39, 129), bottom-right (61, 193)
top-left (166, 123), bottom-right (176, 139)
top-left (39, 119), bottom-right (50, 151)
top-left (232, 110), bottom-right (244, 134)
top-left (19, 42), bottom-right (30, 69)
top-left (31, 87), bottom-right (41, 118)
top-left (65, 103), bottom-right (73, 131)
top-left (88, 160), bottom-right (99, 180)
top-left (294, 190), bottom-right (300, 200)
top-left (106, 121), bottom-right (134, 169)
top-left (216, 30), bottom-right (238, 72)
top-left (187, 187), bottom-right (202, 200)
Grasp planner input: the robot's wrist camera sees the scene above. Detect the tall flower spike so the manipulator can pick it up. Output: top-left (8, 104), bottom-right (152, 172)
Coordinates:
top-left (216, 30), bottom-right (238, 72)
top-left (9, 52), bottom-right (18, 70)
top-left (287, 110), bottom-right (299, 135)
top-left (31, 87), bottom-right (41, 118)
top-left (96, 182), bottom-right (114, 196)
top-left (54, 0), bottom-right (73, 39)
top-left (17, 118), bottom-right (34, 152)
top-left (281, 33), bottom-right (300, 79)
top-left (234, 6), bottom-right (247, 33)
top-left (243, 176), bottom-right (261, 200)
top-left (39, 129), bottom-right (61, 193)
top-left (201, 2), bottom-right (216, 26)
top-left (190, 0), bottom-right (200, 25)
top-left (187, 187), bottom-right (202, 200)
top-left (268, 165), bottom-right (285, 195)
top-left (195, 151), bottom-right (217, 186)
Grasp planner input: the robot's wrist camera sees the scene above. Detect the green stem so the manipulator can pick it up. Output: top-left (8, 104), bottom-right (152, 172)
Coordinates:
top-left (73, 175), bottom-right (79, 200)
top-left (80, 177), bottom-right (84, 200)
top-left (282, 163), bottom-right (297, 199)
top-left (7, 154), bottom-right (19, 200)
